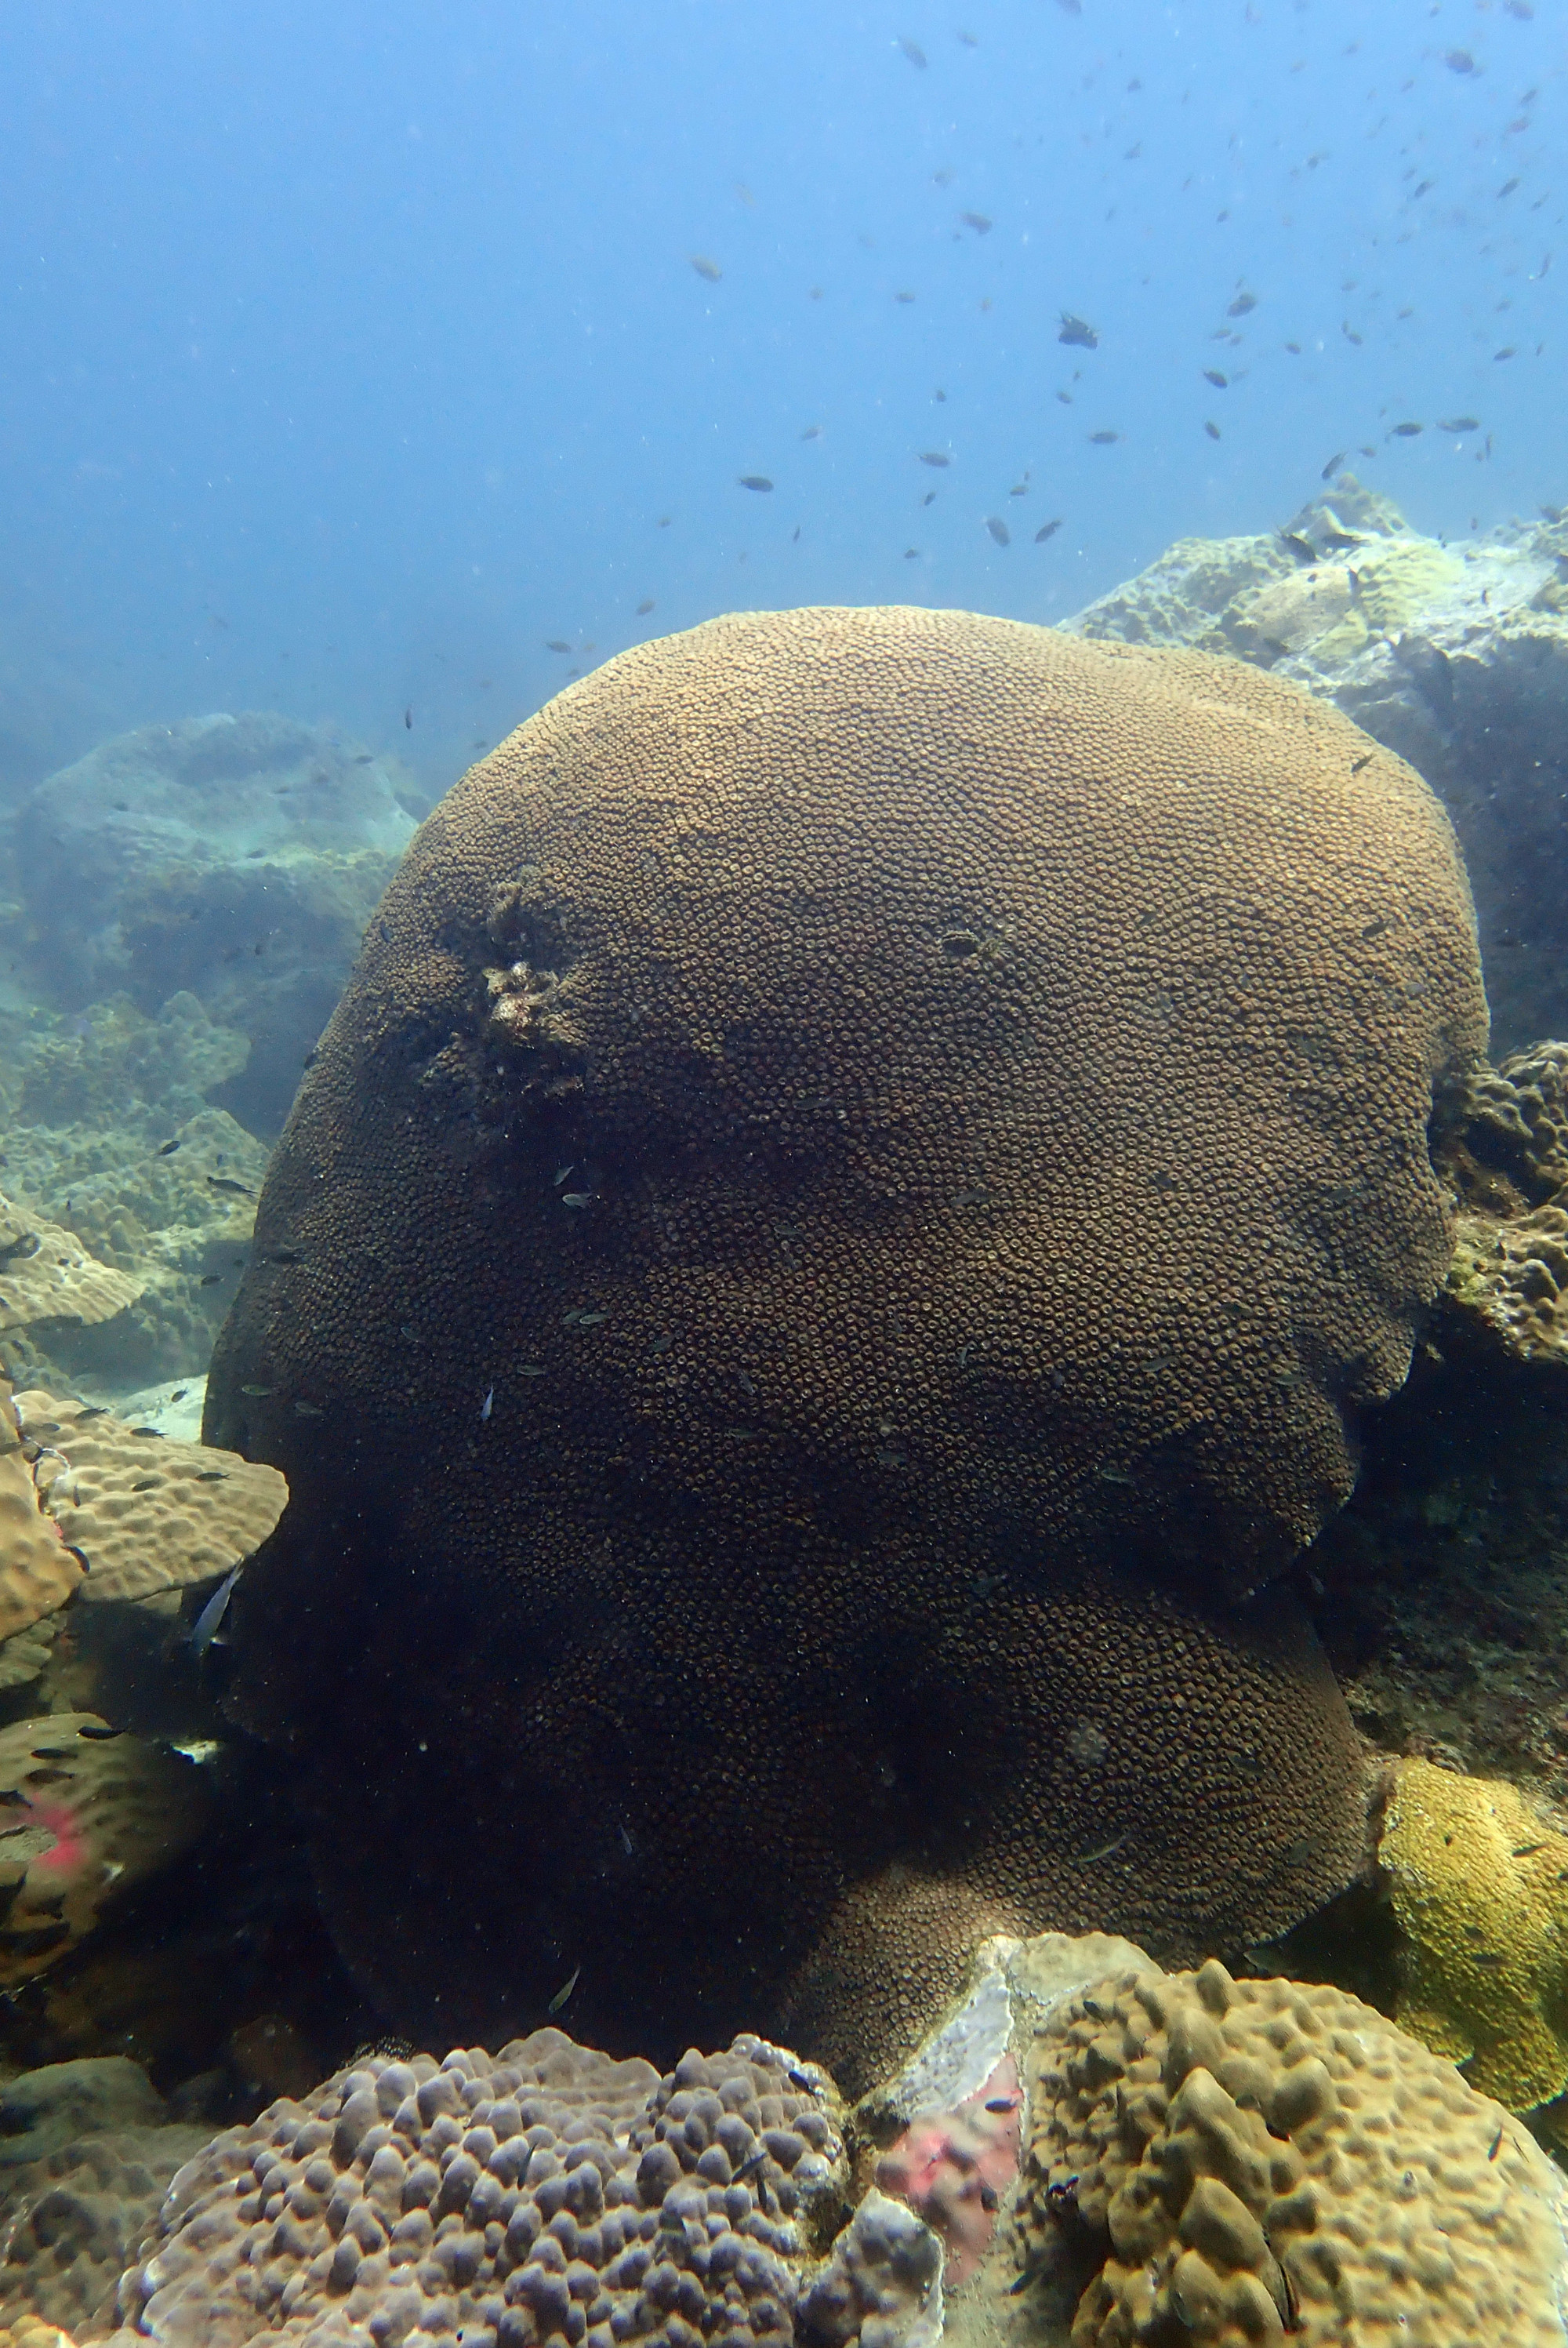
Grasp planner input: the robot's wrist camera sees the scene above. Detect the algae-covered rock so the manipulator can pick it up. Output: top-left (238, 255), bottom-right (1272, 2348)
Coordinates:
top-left (1381, 1755), bottom-right (1568, 2112)
top-left (1068, 481), bottom-right (1568, 1052)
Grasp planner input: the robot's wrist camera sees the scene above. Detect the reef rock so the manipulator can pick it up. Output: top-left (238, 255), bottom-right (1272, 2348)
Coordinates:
top-left (1066, 478), bottom-right (1568, 1055)
top-left (206, 605), bottom-right (1484, 2085)
top-left (2, 713), bottom-right (417, 1136)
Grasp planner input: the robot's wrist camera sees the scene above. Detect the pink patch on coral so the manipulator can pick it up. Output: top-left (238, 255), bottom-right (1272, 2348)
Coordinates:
top-left (27, 1797), bottom-right (87, 1877)
top-left (874, 2052), bottom-right (1022, 2286)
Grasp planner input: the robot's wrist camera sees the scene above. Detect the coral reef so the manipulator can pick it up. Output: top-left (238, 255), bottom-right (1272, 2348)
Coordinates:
top-left (0, 1714), bottom-right (210, 1990)
top-left (1017, 1955), bottom-right (1568, 2346)
top-left (1380, 1756), bottom-right (1568, 2113)
top-left (0, 2057), bottom-right (211, 2340)
top-left (0, 1198), bottom-right (142, 1340)
top-left (872, 2055), bottom-right (1020, 2288)
top-left (1, 712), bottom-right (417, 1136)
top-left (1438, 1040), bottom-right (1568, 1370)
top-left (1066, 480), bottom-right (1568, 1052)
top-left (109, 2029), bottom-right (850, 2348)
top-left (205, 603), bottom-right (1485, 2078)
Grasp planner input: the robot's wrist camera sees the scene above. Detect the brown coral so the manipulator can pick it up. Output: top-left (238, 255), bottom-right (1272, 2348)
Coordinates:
top-left (1018, 1957), bottom-right (1568, 2346)
top-left (110, 2029), bottom-right (844, 2348)
top-left (0, 1197), bottom-right (143, 1336)
top-left (0, 1383), bottom-right (84, 1643)
top-left (205, 606), bottom-right (1483, 2079)
top-left (1443, 1040), bottom-right (1568, 1366)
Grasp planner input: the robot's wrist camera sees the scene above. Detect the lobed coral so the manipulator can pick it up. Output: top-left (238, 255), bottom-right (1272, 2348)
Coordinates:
top-left (111, 2029), bottom-right (848, 2348)
top-left (1017, 1956), bottom-right (1568, 2346)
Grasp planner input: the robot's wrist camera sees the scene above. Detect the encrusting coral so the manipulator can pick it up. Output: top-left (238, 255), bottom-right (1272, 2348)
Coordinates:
top-left (0, 1197), bottom-right (143, 1339)
top-left (1440, 1040), bottom-right (1568, 1368)
top-left (1016, 1955), bottom-right (1568, 2346)
top-left (206, 602), bottom-right (1484, 2081)
top-left (1380, 1755), bottom-right (1568, 2114)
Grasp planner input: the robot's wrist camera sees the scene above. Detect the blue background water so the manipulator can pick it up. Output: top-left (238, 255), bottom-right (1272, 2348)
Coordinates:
top-left (2, 0), bottom-right (1562, 794)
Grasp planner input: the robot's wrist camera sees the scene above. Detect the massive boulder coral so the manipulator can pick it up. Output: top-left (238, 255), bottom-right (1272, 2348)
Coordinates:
top-left (205, 605), bottom-right (1485, 2080)
top-left (1017, 1956), bottom-right (1568, 2346)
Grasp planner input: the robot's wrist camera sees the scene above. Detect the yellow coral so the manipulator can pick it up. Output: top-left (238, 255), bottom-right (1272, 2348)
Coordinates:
top-left (1381, 1756), bottom-right (1568, 2111)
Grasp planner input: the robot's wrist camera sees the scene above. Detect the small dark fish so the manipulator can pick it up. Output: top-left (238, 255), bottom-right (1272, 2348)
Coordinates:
top-left (985, 517), bottom-right (1011, 547)
top-left (1321, 449), bottom-right (1348, 479)
top-left (545, 640), bottom-right (571, 653)
top-left (922, 490), bottom-right (937, 505)
top-left (1035, 518), bottom-right (1062, 543)
top-left (985, 2095), bottom-right (1018, 2113)
top-left (1058, 311), bottom-right (1098, 348)
top-left (239, 1383), bottom-right (273, 1398)
top-left (1203, 368), bottom-right (1229, 387)
top-left (636, 598), bottom-right (655, 616)
top-left (894, 289), bottom-right (916, 303)
top-left (1443, 48), bottom-right (1477, 75)
top-left (199, 1274), bottom-right (221, 1287)
top-left (1204, 420), bottom-right (1221, 441)
top-left (1498, 177), bottom-right (1520, 198)
top-left (131, 1427), bottom-right (164, 1438)
top-left (1087, 429), bottom-right (1120, 444)
top-left (691, 255), bottom-right (722, 282)
top-left (1351, 754), bottom-right (1374, 775)
top-left (1390, 420), bottom-right (1423, 436)
top-left (1077, 1831), bottom-right (1131, 1864)
top-left (1227, 291), bottom-right (1258, 316)
top-left (1494, 345), bottom-right (1516, 361)
top-left (293, 1400), bottom-right (323, 1418)
top-left (169, 1387), bottom-right (189, 1402)
top-left (903, 547), bottom-right (920, 558)
top-left (1512, 1842), bottom-right (1548, 1858)
top-left (207, 1176), bottom-right (252, 1196)
top-left (1437, 416), bottom-right (1480, 432)
top-left (897, 35), bottom-right (927, 67)
top-left (404, 707), bottom-right (412, 730)
top-left (157, 1138), bottom-right (181, 1156)
top-left (1412, 179), bottom-right (1435, 199)
top-left (1489, 2123), bottom-right (1505, 2160)
top-left (1341, 323), bottom-right (1363, 346)
top-left (1278, 529), bottom-right (1317, 564)
top-left (191, 1564), bottom-right (241, 1659)
top-left (76, 1723), bottom-right (122, 1740)
top-left (0, 1233), bottom-right (39, 1266)
top-left (919, 450), bottom-right (951, 467)
top-left (737, 474), bottom-right (774, 492)
top-left (1473, 1952), bottom-right (1504, 1969)
top-left (268, 1246), bottom-right (303, 1264)
top-left (959, 211), bottom-right (992, 233)
top-left (195, 1469), bottom-right (228, 1481)
top-left (546, 1962), bottom-right (581, 2015)
top-left (1284, 341), bottom-right (1302, 354)
top-left (800, 423), bottom-right (822, 439)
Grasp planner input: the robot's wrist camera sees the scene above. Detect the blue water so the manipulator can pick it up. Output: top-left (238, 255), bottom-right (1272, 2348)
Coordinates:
top-left (3, 0), bottom-right (1562, 794)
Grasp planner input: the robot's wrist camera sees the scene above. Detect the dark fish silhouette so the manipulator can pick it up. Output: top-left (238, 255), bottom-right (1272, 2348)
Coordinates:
top-left (1203, 369), bottom-right (1228, 387)
top-left (897, 35), bottom-right (927, 66)
top-left (737, 475), bottom-right (774, 492)
top-left (1390, 421), bottom-right (1424, 436)
top-left (1227, 290), bottom-right (1258, 316)
top-left (1204, 421), bottom-right (1221, 440)
top-left (1087, 429), bottom-right (1120, 444)
top-left (1321, 450), bottom-right (1348, 479)
top-left (985, 517), bottom-right (1011, 546)
top-left (636, 599), bottom-right (655, 616)
top-left (1058, 312), bottom-right (1098, 348)
top-left (960, 211), bottom-right (992, 233)
top-left (691, 256), bottom-right (722, 282)
top-left (1034, 518), bottom-right (1062, 543)
top-left (404, 707), bottom-right (412, 729)
top-left (919, 451), bottom-right (951, 467)
top-left (545, 640), bottom-right (572, 652)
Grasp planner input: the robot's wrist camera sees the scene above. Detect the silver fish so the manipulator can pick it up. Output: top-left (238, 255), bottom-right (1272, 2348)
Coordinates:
top-left (191, 1565), bottom-right (241, 1659)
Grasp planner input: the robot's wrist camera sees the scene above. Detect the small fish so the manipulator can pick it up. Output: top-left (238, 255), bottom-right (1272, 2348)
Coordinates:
top-left (1320, 449), bottom-right (1348, 479)
top-left (194, 1469), bottom-right (228, 1482)
top-left (1341, 322), bottom-right (1363, 345)
top-left (1058, 312), bottom-right (1098, 348)
top-left (894, 289), bottom-right (916, 303)
top-left (896, 35), bottom-right (927, 67)
top-left (1494, 345), bottom-right (1516, 361)
top-left (1512, 1842), bottom-right (1548, 1858)
top-left (903, 547), bottom-right (920, 559)
top-left (404, 707), bottom-right (413, 730)
top-left (618, 1823), bottom-right (633, 1856)
top-left (985, 517), bottom-right (1011, 547)
top-left (1498, 177), bottom-right (1520, 198)
top-left (1204, 421), bottom-right (1221, 441)
top-left (1443, 48), bottom-right (1477, 74)
top-left (959, 210), bottom-right (992, 233)
top-left (191, 1564), bottom-right (241, 1659)
top-left (1203, 368), bottom-right (1228, 387)
top-left (545, 639), bottom-right (572, 653)
top-left (1411, 179), bottom-right (1435, 199)
top-left (157, 1138), bottom-right (181, 1156)
top-left (560, 1191), bottom-right (593, 1208)
top-left (1350, 754), bottom-right (1374, 776)
top-left (1489, 2124), bottom-right (1505, 2160)
top-left (691, 255), bottom-right (722, 282)
top-left (919, 450), bottom-right (951, 467)
top-left (636, 598), bottom-right (655, 616)
top-left (268, 1246), bottom-right (303, 1264)
top-left (239, 1384), bottom-right (273, 1398)
top-left (1034, 518), bottom-right (1062, 543)
top-left (800, 424), bottom-right (822, 439)
top-left (547, 1962), bottom-right (582, 2015)
top-left (206, 1176), bottom-right (252, 1197)
top-left (1076, 1831), bottom-right (1131, 1864)
top-left (737, 474), bottom-right (774, 492)
top-left (199, 1274), bottom-right (221, 1287)
top-left (480, 1386), bottom-right (494, 1421)
top-left (293, 1400), bottom-right (323, 1418)
top-left (1390, 420), bottom-right (1423, 437)
top-left (517, 1365), bottom-right (546, 1378)
top-left (1278, 529), bottom-right (1317, 563)
top-left (574, 1310), bottom-right (609, 1327)
top-left (1227, 290), bottom-right (1258, 316)
top-left (1087, 429), bottom-right (1120, 445)
top-left (1437, 416), bottom-right (1480, 432)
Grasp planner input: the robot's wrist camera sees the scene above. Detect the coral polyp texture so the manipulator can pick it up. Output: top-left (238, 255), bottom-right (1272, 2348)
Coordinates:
top-left (1017, 1957), bottom-right (1568, 2346)
top-left (108, 2029), bottom-right (849, 2348)
top-left (205, 605), bottom-right (1485, 2078)
top-left (1442, 1040), bottom-right (1568, 1368)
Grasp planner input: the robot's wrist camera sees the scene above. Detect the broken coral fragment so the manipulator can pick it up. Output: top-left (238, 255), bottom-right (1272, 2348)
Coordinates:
top-left (0, 1714), bottom-right (209, 1990)
top-left (11, 1389), bottom-right (287, 1602)
top-left (873, 2052), bottom-right (1021, 2287)
top-left (1381, 1754), bottom-right (1568, 2111)
top-left (0, 1194), bottom-right (143, 1333)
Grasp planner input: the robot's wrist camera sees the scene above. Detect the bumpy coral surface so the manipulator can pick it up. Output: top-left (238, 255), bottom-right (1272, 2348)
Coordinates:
top-left (1381, 1756), bottom-right (1568, 2111)
top-left (111, 2029), bottom-right (844, 2348)
top-left (1018, 1957), bottom-right (1568, 2346)
top-left (206, 605), bottom-right (1483, 2077)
